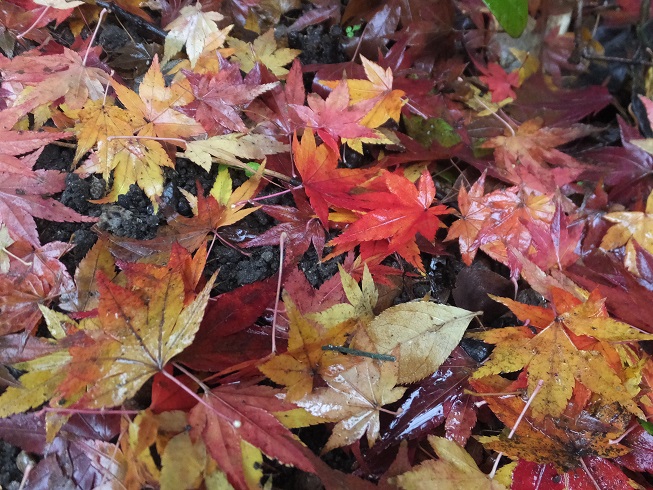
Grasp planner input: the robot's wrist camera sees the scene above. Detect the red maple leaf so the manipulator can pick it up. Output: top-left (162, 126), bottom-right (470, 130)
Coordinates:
top-left (0, 238), bottom-right (74, 335)
top-left (0, 148), bottom-right (97, 247)
top-left (243, 189), bottom-right (326, 263)
top-left (478, 62), bottom-right (520, 102)
top-left (245, 58), bottom-right (305, 138)
top-left (328, 170), bottom-right (451, 271)
top-left (182, 56), bottom-right (279, 135)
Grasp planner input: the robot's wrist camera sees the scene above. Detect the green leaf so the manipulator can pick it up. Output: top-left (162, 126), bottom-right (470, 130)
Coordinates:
top-left (638, 418), bottom-right (653, 436)
top-left (482, 0), bottom-right (528, 38)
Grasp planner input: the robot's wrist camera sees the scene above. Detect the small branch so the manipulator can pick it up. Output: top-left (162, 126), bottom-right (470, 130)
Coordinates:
top-left (321, 345), bottom-right (397, 362)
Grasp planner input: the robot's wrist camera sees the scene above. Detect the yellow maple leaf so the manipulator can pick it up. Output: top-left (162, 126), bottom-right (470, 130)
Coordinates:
top-left (162, 3), bottom-right (226, 69)
top-left (322, 56), bottom-right (406, 128)
top-left (470, 289), bottom-right (653, 419)
top-left (227, 29), bottom-right (300, 77)
top-left (310, 264), bottom-right (378, 329)
top-left (259, 294), bottom-right (355, 401)
top-left (601, 189), bottom-right (653, 275)
top-left (112, 55), bottom-right (204, 140)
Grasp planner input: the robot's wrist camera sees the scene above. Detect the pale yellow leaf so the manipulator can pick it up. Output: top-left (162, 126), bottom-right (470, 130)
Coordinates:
top-left (366, 302), bottom-right (478, 383)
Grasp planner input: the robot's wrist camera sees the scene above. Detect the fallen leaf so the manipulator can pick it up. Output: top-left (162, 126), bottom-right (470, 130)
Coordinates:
top-left (392, 436), bottom-right (506, 490)
top-left (228, 29), bottom-right (300, 77)
top-left (470, 289), bottom-right (652, 419)
top-left (162, 2), bottom-right (225, 68)
top-left (601, 189), bottom-right (653, 274)
top-left (259, 294), bottom-right (355, 401)
top-left (297, 359), bottom-right (406, 452)
top-left (365, 301), bottom-right (478, 384)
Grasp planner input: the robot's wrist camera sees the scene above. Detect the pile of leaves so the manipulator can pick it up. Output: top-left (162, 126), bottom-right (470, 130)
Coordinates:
top-left (2, 0), bottom-right (653, 488)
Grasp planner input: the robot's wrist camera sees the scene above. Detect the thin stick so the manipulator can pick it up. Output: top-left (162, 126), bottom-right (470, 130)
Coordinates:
top-left (173, 362), bottom-right (211, 393)
top-left (2, 248), bottom-right (32, 267)
top-left (473, 97), bottom-right (516, 137)
top-left (271, 232), bottom-right (287, 354)
top-left (175, 152), bottom-right (296, 183)
top-left (321, 345), bottom-right (396, 362)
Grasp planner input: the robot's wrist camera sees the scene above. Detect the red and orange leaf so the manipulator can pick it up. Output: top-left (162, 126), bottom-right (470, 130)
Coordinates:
top-left (293, 129), bottom-right (377, 226)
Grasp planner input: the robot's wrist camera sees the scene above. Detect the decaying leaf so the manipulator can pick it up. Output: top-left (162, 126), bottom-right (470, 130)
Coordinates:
top-left (470, 289), bottom-right (653, 419)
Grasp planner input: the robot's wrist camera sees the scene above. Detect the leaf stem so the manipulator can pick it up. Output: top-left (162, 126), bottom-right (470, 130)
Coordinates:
top-left (489, 379), bottom-right (544, 478)
top-left (271, 232), bottom-right (287, 354)
top-left (107, 135), bottom-right (188, 147)
top-left (16, 6), bottom-right (50, 40)
top-left (83, 8), bottom-right (107, 67)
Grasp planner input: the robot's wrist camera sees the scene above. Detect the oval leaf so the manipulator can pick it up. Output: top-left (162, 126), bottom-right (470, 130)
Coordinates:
top-left (366, 302), bottom-right (479, 384)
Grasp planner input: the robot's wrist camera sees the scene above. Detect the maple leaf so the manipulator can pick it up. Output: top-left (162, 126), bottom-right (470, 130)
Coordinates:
top-left (292, 129), bottom-right (378, 226)
top-left (162, 2), bottom-right (226, 68)
top-left (567, 249), bottom-right (653, 333)
top-left (0, 148), bottom-right (96, 247)
top-left (0, 47), bottom-right (110, 126)
top-left (155, 165), bottom-right (264, 253)
top-left (580, 117), bottom-right (653, 205)
top-left (183, 132), bottom-right (289, 172)
top-left (478, 62), bottom-right (520, 102)
top-left (321, 56), bottom-right (407, 129)
top-left (470, 288), bottom-right (653, 419)
top-left (328, 170), bottom-right (451, 272)
top-left (0, 126), bottom-right (68, 175)
top-left (66, 98), bottom-right (139, 166)
top-left (310, 264), bottom-right (378, 329)
top-left (259, 294), bottom-right (356, 401)
top-left (9, 244), bottom-right (218, 411)
top-left (246, 59), bottom-right (305, 138)
top-left (445, 175), bottom-right (556, 276)
top-left (0, 239), bottom-right (74, 335)
top-left (111, 55), bottom-right (204, 140)
top-left (243, 189), bottom-right (326, 264)
top-left (471, 376), bottom-right (632, 476)
top-left (292, 81), bottom-right (388, 153)
top-left (182, 56), bottom-right (279, 134)
top-left (392, 436), bottom-right (507, 490)
top-left (59, 238), bottom-right (117, 313)
top-left (188, 384), bottom-right (316, 489)
top-left (67, 253), bottom-right (212, 409)
top-left (601, 189), bottom-right (653, 275)
top-left (482, 118), bottom-right (594, 193)
top-left (297, 359), bottom-right (407, 453)
top-left (227, 29), bottom-right (300, 77)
